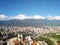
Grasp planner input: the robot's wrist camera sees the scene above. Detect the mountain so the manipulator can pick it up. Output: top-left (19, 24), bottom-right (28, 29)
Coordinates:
top-left (0, 19), bottom-right (60, 27)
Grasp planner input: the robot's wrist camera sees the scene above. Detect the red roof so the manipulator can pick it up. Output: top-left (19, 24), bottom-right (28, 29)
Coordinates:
top-left (13, 40), bottom-right (20, 44)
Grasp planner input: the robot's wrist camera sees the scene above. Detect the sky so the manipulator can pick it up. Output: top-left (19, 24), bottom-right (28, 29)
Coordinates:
top-left (0, 0), bottom-right (60, 20)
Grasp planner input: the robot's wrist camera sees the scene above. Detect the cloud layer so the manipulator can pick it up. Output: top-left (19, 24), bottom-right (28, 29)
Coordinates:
top-left (0, 14), bottom-right (60, 20)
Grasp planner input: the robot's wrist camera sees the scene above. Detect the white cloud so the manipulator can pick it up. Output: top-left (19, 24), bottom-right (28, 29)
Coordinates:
top-left (0, 15), bottom-right (7, 18)
top-left (0, 14), bottom-right (8, 20)
top-left (14, 14), bottom-right (27, 20)
top-left (0, 14), bottom-right (45, 20)
top-left (33, 15), bottom-right (45, 19)
top-left (14, 14), bottom-right (45, 20)
top-left (0, 14), bottom-right (60, 20)
top-left (47, 15), bottom-right (60, 20)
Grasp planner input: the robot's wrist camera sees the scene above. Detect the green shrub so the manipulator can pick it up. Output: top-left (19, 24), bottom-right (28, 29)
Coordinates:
top-left (34, 36), bottom-right (54, 45)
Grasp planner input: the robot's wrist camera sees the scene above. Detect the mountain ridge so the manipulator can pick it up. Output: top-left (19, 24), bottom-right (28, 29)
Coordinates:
top-left (0, 19), bottom-right (60, 27)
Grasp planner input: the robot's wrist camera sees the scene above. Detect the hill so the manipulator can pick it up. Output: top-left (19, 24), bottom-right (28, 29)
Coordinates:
top-left (0, 19), bottom-right (60, 27)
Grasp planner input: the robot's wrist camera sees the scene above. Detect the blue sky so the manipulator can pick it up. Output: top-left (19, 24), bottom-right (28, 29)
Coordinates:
top-left (0, 0), bottom-right (60, 20)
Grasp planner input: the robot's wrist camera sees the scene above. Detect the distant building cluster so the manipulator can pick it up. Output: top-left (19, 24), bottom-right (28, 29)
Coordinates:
top-left (0, 26), bottom-right (60, 45)
top-left (0, 26), bottom-right (60, 35)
